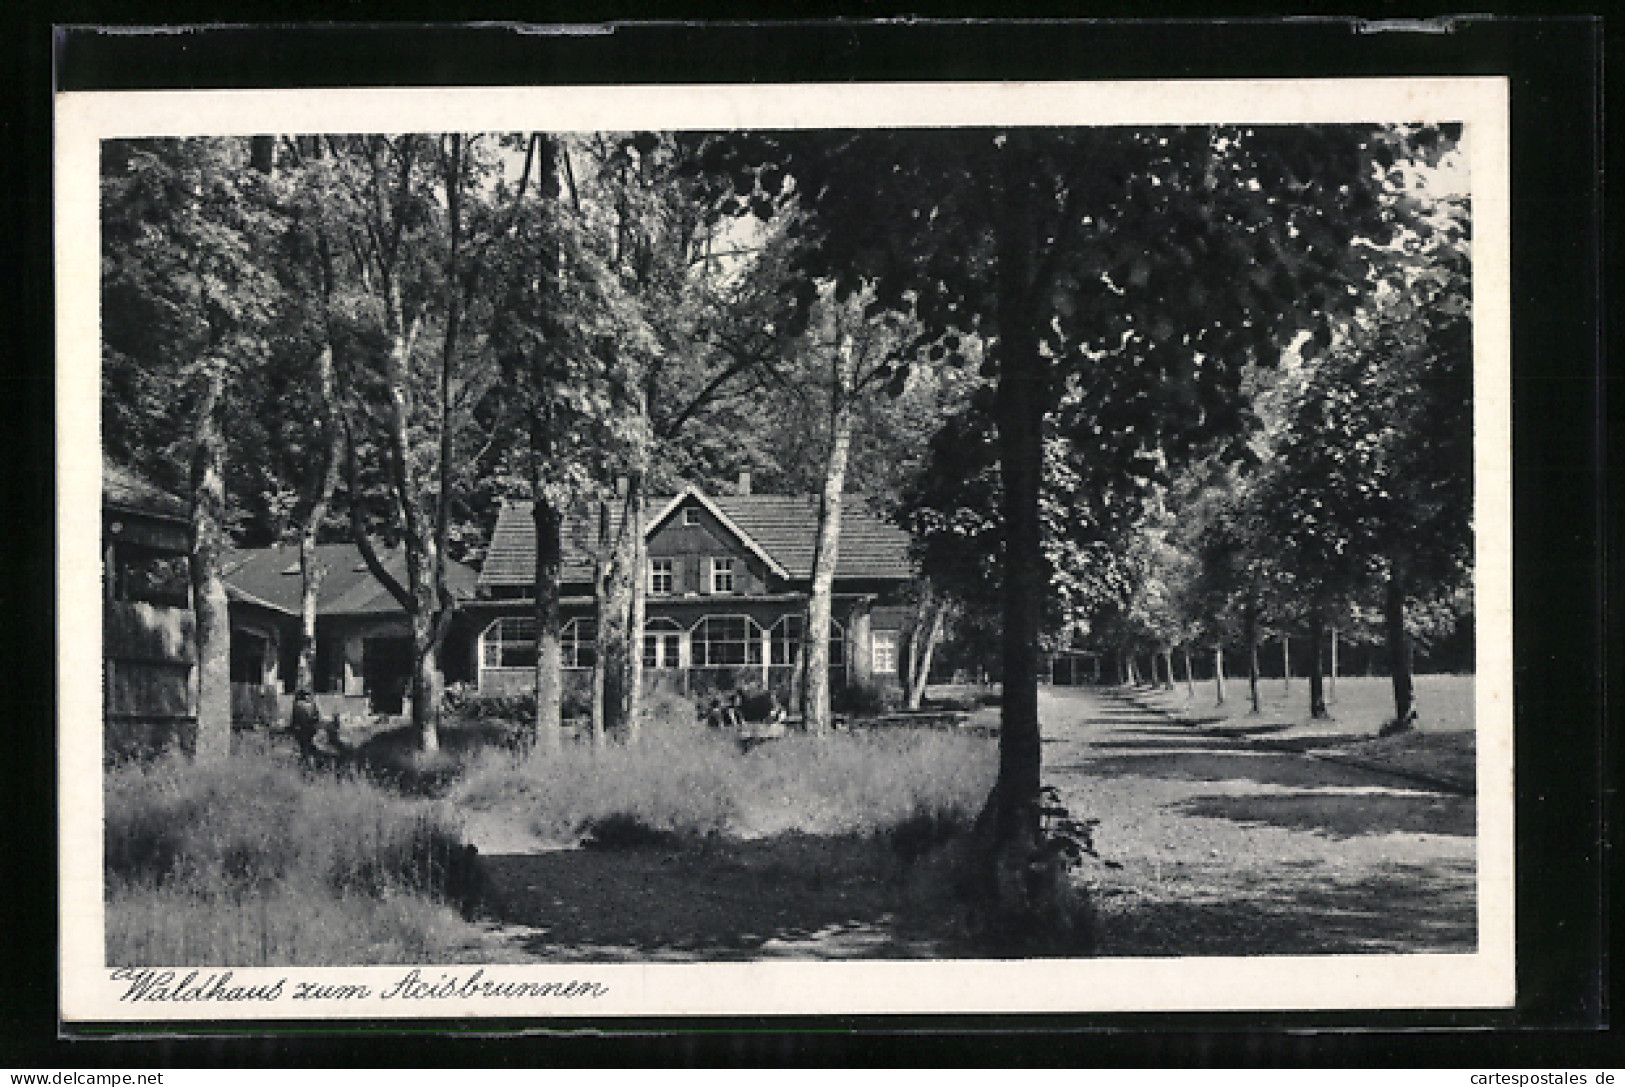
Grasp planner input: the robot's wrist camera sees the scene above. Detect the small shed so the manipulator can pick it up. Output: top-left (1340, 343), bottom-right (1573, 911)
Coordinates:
top-left (103, 461), bottom-right (196, 760)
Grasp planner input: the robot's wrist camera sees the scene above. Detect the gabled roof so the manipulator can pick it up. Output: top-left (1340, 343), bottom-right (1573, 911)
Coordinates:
top-left (478, 490), bottom-right (914, 590)
top-left (646, 487), bottom-right (790, 579)
top-left (221, 542), bottom-right (477, 618)
top-left (104, 459), bottom-right (189, 522)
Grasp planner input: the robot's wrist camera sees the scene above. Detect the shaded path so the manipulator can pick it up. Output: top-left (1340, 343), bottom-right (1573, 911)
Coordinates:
top-left (1042, 686), bottom-right (1476, 955)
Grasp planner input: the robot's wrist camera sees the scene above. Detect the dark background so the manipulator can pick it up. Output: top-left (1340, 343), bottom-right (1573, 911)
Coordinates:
top-left (3, 10), bottom-right (1610, 1068)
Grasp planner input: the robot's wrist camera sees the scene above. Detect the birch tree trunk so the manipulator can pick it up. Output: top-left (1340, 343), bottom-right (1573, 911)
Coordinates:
top-left (625, 469), bottom-right (646, 744)
top-left (905, 594), bottom-right (946, 711)
top-left (1214, 643), bottom-right (1226, 705)
top-left (531, 495), bottom-right (563, 751)
top-left (801, 334), bottom-right (856, 735)
top-left (296, 344), bottom-right (342, 694)
top-left (1329, 626), bottom-right (1339, 703)
top-left (1182, 644), bottom-right (1196, 699)
top-left (590, 499), bottom-right (611, 749)
top-left (189, 361), bottom-right (232, 763)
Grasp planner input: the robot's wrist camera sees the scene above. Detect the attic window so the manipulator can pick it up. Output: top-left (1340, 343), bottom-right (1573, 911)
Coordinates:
top-left (684, 507), bottom-right (701, 526)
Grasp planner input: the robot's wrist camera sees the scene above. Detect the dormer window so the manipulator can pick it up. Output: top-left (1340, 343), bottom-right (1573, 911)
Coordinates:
top-left (710, 557), bottom-right (735, 594)
top-left (684, 507), bottom-right (701, 526)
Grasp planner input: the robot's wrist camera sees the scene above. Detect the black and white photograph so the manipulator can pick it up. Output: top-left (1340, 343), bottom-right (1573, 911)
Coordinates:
top-left (57, 78), bottom-right (1514, 1020)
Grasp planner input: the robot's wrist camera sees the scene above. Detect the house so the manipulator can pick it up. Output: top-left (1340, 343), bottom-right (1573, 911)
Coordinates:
top-left (103, 460), bottom-right (196, 759)
top-left (220, 543), bottom-right (479, 719)
top-left (467, 475), bottom-right (917, 703)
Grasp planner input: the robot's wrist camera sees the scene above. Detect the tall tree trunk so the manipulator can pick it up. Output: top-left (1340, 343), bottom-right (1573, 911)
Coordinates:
top-left (1329, 625), bottom-right (1339, 703)
top-left (1213, 643), bottom-right (1226, 705)
top-left (988, 318), bottom-right (1045, 846)
top-left (1282, 633), bottom-right (1292, 692)
top-left (1162, 648), bottom-right (1175, 691)
top-left (1182, 644), bottom-right (1196, 699)
top-left (625, 469), bottom-right (646, 744)
top-left (1245, 604), bottom-right (1261, 714)
top-left (595, 481), bottom-right (640, 740)
top-left (905, 593), bottom-right (946, 710)
top-left (1385, 567), bottom-right (1416, 727)
top-left (1308, 606), bottom-right (1328, 718)
top-left (802, 345), bottom-right (855, 734)
top-left (589, 498), bottom-right (612, 748)
top-left (189, 360), bottom-right (232, 762)
top-left (296, 344), bottom-right (342, 694)
top-left (531, 496), bottom-right (563, 752)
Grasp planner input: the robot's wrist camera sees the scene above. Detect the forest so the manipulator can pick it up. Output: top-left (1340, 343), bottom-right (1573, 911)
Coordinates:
top-left (102, 125), bottom-right (1473, 944)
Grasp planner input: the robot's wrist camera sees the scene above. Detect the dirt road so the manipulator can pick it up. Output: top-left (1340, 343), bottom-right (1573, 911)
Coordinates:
top-left (1043, 685), bottom-right (1476, 955)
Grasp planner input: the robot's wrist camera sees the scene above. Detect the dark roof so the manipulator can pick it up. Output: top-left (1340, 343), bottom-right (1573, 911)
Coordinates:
top-left (104, 459), bottom-right (189, 522)
top-left (222, 542), bottom-right (477, 618)
top-left (479, 490), bottom-right (914, 589)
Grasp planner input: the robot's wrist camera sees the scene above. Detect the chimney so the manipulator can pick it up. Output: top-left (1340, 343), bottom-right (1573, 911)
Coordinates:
top-left (737, 469), bottom-right (752, 496)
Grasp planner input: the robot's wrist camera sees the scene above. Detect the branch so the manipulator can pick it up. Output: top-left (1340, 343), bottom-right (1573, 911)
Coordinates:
top-left (337, 389), bottom-right (413, 611)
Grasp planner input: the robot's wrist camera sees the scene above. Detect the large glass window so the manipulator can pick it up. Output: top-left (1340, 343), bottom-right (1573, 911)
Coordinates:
top-left (710, 557), bottom-right (735, 594)
top-left (649, 558), bottom-right (674, 595)
top-left (872, 629), bottom-right (900, 675)
top-left (482, 617), bottom-right (538, 669)
top-left (561, 618), bottom-right (597, 669)
top-left (769, 615), bottom-right (801, 665)
top-left (643, 618), bottom-right (682, 669)
top-left (768, 615), bottom-right (844, 669)
top-left (690, 615), bottom-right (762, 667)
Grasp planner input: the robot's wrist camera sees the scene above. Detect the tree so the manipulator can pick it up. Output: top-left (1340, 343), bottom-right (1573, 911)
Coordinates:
top-left (1262, 183), bottom-right (1471, 726)
top-left (778, 285), bottom-right (917, 731)
top-left (702, 125), bottom-right (1399, 941)
top-left (101, 137), bottom-right (281, 760)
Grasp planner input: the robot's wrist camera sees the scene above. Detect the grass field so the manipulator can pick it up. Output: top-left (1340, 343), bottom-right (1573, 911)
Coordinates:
top-left (104, 751), bottom-right (501, 966)
top-left (452, 697), bottom-right (996, 845)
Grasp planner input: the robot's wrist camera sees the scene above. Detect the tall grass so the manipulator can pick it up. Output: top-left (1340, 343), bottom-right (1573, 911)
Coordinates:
top-left (452, 698), bottom-right (997, 845)
top-left (105, 751), bottom-right (491, 966)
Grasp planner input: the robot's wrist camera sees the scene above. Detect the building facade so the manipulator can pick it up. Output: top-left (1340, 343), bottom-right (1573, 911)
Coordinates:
top-left (467, 483), bottom-right (916, 704)
top-left (220, 543), bottom-right (478, 721)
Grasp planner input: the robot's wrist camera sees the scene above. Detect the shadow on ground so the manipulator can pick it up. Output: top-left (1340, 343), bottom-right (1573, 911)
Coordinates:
top-left (1078, 748), bottom-right (1408, 791)
top-left (475, 834), bottom-right (958, 961)
top-left (1095, 859), bottom-right (1477, 956)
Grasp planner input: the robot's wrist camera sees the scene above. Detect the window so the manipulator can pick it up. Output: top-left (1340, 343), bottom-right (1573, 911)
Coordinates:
top-left (769, 615), bottom-right (845, 671)
top-left (114, 543), bottom-right (190, 608)
top-left (691, 615), bottom-right (763, 667)
top-left (482, 617), bottom-right (538, 669)
top-left (643, 618), bottom-right (682, 669)
top-left (872, 630), bottom-right (900, 675)
top-left (684, 507), bottom-right (701, 526)
top-left (561, 618), bottom-right (597, 669)
top-left (649, 558), bottom-right (674, 595)
top-left (769, 615), bottom-right (801, 665)
top-left (710, 557), bottom-right (735, 593)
